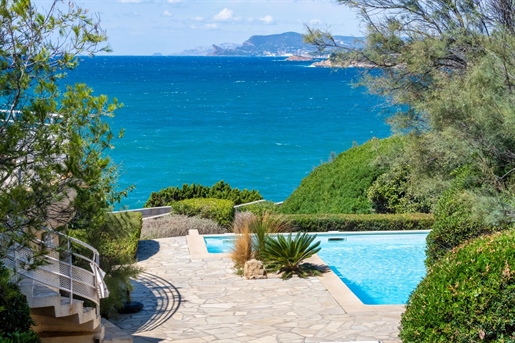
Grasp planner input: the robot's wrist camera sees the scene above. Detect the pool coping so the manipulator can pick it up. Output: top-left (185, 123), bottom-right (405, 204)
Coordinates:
top-left (186, 229), bottom-right (414, 314)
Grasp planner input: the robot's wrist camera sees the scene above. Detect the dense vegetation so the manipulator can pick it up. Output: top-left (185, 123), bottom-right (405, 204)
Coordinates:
top-left (400, 230), bottom-right (515, 342)
top-left (0, 262), bottom-right (40, 343)
top-left (145, 180), bottom-right (262, 208)
top-left (285, 213), bottom-right (433, 232)
top-left (306, 0), bottom-right (515, 339)
top-left (173, 198), bottom-right (235, 228)
top-left (69, 212), bottom-right (142, 318)
top-left (280, 137), bottom-right (403, 214)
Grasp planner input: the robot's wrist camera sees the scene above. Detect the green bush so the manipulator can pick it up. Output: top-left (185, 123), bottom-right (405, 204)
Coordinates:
top-left (283, 213), bottom-right (434, 232)
top-left (280, 137), bottom-right (403, 214)
top-left (0, 262), bottom-right (40, 343)
top-left (173, 198), bottom-right (235, 228)
top-left (367, 165), bottom-right (432, 214)
top-left (425, 167), bottom-right (502, 266)
top-left (235, 201), bottom-right (280, 216)
top-left (68, 211), bottom-right (142, 318)
top-left (145, 180), bottom-right (262, 207)
top-left (400, 229), bottom-right (515, 342)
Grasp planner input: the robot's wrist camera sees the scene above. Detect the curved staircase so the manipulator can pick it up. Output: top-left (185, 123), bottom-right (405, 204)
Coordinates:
top-left (2, 228), bottom-right (131, 343)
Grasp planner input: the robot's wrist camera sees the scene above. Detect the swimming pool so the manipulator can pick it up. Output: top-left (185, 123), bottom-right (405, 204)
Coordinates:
top-left (204, 231), bottom-right (429, 305)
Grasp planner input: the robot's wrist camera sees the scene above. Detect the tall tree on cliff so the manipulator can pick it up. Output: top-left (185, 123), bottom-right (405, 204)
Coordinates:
top-left (0, 0), bottom-right (129, 266)
top-left (307, 0), bottom-right (515, 223)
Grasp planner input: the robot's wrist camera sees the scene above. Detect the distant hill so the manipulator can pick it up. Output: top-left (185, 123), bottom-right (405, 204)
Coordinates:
top-left (175, 32), bottom-right (363, 57)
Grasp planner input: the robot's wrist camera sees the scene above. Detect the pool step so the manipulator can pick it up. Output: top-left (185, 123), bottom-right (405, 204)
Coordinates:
top-left (328, 237), bottom-right (347, 242)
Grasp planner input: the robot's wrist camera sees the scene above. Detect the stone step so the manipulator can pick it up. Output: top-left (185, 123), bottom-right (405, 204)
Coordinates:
top-left (101, 319), bottom-right (133, 343)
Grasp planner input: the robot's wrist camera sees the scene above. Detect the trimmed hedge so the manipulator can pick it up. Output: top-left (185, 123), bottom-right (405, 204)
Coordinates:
top-left (283, 213), bottom-right (434, 232)
top-left (173, 198), bottom-right (235, 228)
top-left (145, 180), bottom-right (262, 207)
top-left (236, 201), bottom-right (280, 215)
top-left (400, 230), bottom-right (515, 342)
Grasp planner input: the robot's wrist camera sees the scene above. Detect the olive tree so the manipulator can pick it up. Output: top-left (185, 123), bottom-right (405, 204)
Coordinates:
top-left (0, 0), bottom-right (128, 266)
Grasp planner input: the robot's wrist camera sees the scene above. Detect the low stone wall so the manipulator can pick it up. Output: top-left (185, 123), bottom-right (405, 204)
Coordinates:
top-left (112, 206), bottom-right (172, 219)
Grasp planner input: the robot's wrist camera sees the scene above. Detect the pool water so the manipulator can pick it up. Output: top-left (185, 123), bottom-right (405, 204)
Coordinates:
top-left (204, 231), bottom-right (428, 305)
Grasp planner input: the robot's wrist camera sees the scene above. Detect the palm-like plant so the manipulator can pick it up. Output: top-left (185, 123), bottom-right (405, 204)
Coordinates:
top-left (264, 232), bottom-right (321, 279)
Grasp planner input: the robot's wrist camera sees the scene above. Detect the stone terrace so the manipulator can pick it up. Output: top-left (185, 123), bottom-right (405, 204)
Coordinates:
top-left (111, 234), bottom-right (404, 343)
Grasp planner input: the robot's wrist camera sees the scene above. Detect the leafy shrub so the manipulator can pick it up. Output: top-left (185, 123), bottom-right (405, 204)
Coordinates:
top-left (264, 232), bottom-right (321, 279)
top-left (141, 214), bottom-right (226, 239)
top-left (173, 198), bottom-right (235, 228)
top-left (0, 331), bottom-right (41, 343)
top-left (280, 137), bottom-right (403, 214)
top-left (0, 262), bottom-right (40, 343)
top-left (400, 230), bottom-right (515, 342)
top-left (425, 167), bottom-right (502, 266)
top-left (145, 180), bottom-right (262, 207)
top-left (69, 211), bottom-right (143, 318)
top-left (235, 201), bottom-right (280, 216)
top-left (283, 213), bottom-right (434, 232)
top-left (367, 165), bottom-right (432, 214)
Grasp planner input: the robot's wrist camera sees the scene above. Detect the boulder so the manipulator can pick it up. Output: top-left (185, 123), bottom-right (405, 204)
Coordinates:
top-left (244, 259), bottom-right (267, 279)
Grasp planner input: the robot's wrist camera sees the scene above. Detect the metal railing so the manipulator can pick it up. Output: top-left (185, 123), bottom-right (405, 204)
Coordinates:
top-left (2, 228), bottom-right (108, 317)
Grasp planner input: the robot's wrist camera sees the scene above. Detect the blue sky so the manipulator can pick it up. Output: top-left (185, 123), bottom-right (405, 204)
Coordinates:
top-left (65, 0), bottom-right (362, 55)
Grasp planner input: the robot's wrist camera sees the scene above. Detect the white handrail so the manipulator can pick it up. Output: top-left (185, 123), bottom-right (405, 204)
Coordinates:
top-left (2, 228), bottom-right (107, 317)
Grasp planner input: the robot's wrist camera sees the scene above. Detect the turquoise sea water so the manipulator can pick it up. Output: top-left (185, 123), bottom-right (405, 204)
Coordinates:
top-left (204, 232), bottom-right (428, 305)
top-left (67, 56), bottom-right (391, 208)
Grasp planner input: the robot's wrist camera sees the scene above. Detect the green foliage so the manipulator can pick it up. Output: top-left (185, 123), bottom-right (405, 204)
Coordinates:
top-left (264, 232), bottom-right (321, 279)
top-left (173, 198), bottom-right (235, 228)
top-left (280, 137), bottom-right (403, 214)
top-left (400, 230), bottom-right (515, 342)
top-left (69, 211), bottom-right (142, 318)
top-left (145, 181), bottom-right (262, 207)
top-left (425, 167), bottom-right (506, 266)
top-left (0, 262), bottom-right (40, 342)
top-left (248, 213), bottom-right (291, 261)
top-left (367, 165), bottom-right (432, 214)
top-left (0, 331), bottom-right (41, 343)
top-left (0, 0), bottom-right (126, 270)
top-left (235, 201), bottom-right (280, 216)
top-left (283, 213), bottom-right (433, 232)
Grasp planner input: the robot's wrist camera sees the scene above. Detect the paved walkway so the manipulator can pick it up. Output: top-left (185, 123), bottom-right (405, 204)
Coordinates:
top-left (111, 235), bottom-right (404, 343)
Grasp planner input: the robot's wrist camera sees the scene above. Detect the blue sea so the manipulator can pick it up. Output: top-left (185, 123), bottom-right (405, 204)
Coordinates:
top-left (66, 56), bottom-right (391, 209)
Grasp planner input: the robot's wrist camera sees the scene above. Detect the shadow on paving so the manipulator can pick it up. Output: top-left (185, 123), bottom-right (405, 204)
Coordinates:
top-left (112, 271), bottom-right (181, 335)
top-left (136, 240), bottom-right (161, 262)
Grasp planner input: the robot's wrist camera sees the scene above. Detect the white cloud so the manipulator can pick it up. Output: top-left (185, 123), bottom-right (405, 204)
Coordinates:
top-left (163, 10), bottom-right (173, 17)
top-left (192, 16), bottom-right (204, 22)
top-left (167, 0), bottom-right (183, 3)
top-left (309, 19), bottom-right (321, 25)
top-left (260, 15), bottom-right (274, 25)
top-left (214, 8), bottom-right (234, 22)
top-left (118, 0), bottom-right (143, 2)
top-left (191, 23), bottom-right (219, 30)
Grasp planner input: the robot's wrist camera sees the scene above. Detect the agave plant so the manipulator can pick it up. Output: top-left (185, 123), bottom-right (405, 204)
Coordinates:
top-left (264, 232), bottom-right (321, 279)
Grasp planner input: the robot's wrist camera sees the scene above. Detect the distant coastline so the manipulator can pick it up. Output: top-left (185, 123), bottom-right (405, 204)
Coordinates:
top-left (311, 58), bottom-right (375, 68)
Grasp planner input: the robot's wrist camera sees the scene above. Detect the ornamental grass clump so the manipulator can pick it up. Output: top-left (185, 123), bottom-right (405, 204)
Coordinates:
top-left (231, 212), bottom-right (292, 274)
top-left (264, 232), bottom-right (321, 279)
top-left (231, 220), bottom-right (252, 273)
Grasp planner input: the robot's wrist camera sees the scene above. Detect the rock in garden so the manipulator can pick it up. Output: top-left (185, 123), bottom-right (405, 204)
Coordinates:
top-left (244, 259), bottom-right (267, 279)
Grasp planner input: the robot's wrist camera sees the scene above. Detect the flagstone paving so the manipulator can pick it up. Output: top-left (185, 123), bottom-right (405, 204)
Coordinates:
top-left (110, 235), bottom-right (404, 343)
